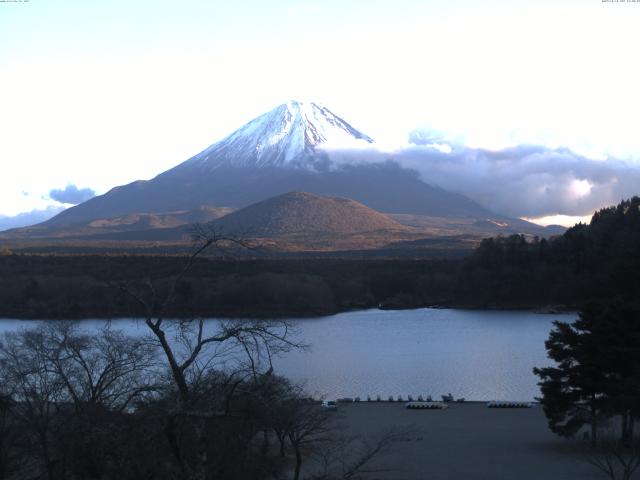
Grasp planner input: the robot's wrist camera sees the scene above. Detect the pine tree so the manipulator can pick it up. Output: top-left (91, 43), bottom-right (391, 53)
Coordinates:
top-left (534, 302), bottom-right (640, 445)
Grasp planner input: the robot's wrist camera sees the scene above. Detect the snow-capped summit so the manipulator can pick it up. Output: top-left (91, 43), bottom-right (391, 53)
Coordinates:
top-left (184, 101), bottom-right (374, 170)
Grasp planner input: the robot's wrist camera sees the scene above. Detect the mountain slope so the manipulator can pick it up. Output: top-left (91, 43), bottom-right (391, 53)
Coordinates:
top-left (30, 101), bottom-right (537, 235)
top-left (4, 205), bottom-right (233, 239)
top-left (181, 100), bottom-right (373, 171)
top-left (42, 162), bottom-right (495, 229)
top-left (211, 191), bottom-right (409, 237)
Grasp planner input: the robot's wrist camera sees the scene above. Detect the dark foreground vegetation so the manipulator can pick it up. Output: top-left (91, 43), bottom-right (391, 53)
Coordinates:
top-left (0, 313), bottom-right (404, 480)
top-left (536, 302), bottom-right (640, 444)
top-left (1, 197), bottom-right (639, 318)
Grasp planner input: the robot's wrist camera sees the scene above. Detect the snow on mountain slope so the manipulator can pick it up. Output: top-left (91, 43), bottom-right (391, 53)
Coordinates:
top-left (183, 101), bottom-right (374, 170)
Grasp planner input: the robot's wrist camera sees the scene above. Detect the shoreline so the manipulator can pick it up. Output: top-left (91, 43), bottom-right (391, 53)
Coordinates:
top-left (0, 304), bottom-right (578, 322)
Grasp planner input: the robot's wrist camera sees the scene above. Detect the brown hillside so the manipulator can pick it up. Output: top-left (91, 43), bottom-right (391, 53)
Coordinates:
top-left (211, 192), bottom-right (410, 237)
top-left (0, 205), bottom-right (234, 239)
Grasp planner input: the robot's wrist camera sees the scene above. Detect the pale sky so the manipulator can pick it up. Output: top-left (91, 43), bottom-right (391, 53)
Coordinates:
top-left (1, 0), bottom-right (639, 226)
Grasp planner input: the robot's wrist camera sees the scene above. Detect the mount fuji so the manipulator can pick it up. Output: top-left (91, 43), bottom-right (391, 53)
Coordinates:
top-left (182, 101), bottom-right (374, 171)
top-left (12, 101), bottom-right (552, 240)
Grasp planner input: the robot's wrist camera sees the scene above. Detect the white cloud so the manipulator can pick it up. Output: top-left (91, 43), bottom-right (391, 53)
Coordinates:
top-left (523, 214), bottom-right (593, 228)
top-left (321, 140), bottom-right (640, 219)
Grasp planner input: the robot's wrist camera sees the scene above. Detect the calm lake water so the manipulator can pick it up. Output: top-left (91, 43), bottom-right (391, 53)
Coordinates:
top-left (0, 308), bottom-right (576, 401)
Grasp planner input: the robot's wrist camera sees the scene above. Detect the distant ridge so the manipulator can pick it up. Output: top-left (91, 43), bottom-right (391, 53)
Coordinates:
top-left (210, 191), bottom-right (409, 237)
top-left (2, 205), bottom-right (233, 239)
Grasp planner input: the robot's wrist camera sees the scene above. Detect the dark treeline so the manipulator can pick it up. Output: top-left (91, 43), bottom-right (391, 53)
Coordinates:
top-left (0, 255), bottom-right (459, 319)
top-left (1, 196), bottom-right (639, 318)
top-left (458, 196), bottom-right (640, 307)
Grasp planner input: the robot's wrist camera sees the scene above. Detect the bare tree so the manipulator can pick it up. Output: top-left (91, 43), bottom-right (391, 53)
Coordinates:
top-left (0, 329), bottom-right (67, 480)
top-left (310, 427), bottom-right (415, 480)
top-left (35, 321), bottom-right (157, 412)
top-left (0, 394), bottom-right (22, 480)
top-left (116, 228), bottom-right (301, 401)
top-left (285, 402), bottom-right (334, 480)
top-left (115, 227), bottom-right (304, 480)
top-left (586, 432), bottom-right (640, 480)
top-left (0, 322), bottom-right (160, 480)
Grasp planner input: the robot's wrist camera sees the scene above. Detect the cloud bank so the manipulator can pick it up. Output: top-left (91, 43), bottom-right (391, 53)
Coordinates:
top-left (322, 134), bottom-right (640, 219)
top-left (49, 184), bottom-right (96, 205)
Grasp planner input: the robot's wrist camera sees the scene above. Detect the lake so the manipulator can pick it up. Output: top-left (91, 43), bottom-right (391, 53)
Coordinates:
top-left (0, 308), bottom-right (576, 401)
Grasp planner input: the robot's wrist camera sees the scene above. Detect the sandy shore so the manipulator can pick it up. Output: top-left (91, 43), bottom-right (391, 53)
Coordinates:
top-left (312, 402), bottom-right (601, 480)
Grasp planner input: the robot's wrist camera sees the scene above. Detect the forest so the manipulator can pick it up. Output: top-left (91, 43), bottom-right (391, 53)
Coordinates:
top-left (458, 196), bottom-right (640, 307)
top-left (0, 197), bottom-right (638, 318)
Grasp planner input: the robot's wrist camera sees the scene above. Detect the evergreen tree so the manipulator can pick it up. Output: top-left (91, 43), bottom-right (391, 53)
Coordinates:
top-left (534, 302), bottom-right (640, 445)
